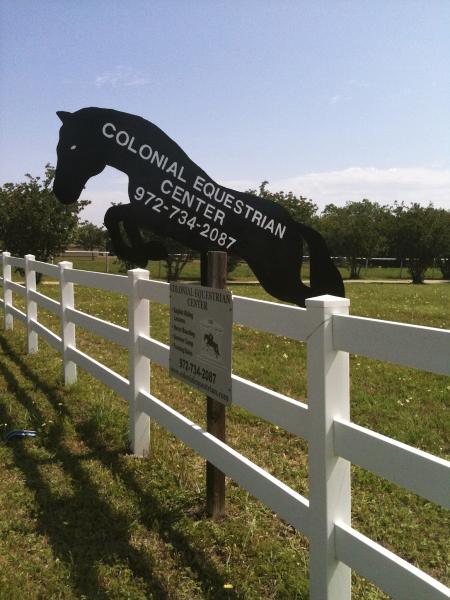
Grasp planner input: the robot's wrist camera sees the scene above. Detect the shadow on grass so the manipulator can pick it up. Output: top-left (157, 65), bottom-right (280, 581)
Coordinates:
top-left (0, 334), bottom-right (240, 599)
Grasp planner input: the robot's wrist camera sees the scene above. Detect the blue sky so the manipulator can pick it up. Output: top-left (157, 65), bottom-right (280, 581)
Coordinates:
top-left (1, 0), bottom-right (449, 225)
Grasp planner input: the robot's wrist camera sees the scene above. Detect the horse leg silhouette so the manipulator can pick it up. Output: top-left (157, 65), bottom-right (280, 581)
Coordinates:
top-left (104, 204), bottom-right (167, 267)
top-left (122, 215), bottom-right (168, 262)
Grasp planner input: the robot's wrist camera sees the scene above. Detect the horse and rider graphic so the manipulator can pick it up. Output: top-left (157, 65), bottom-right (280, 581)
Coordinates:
top-left (203, 332), bottom-right (220, 359)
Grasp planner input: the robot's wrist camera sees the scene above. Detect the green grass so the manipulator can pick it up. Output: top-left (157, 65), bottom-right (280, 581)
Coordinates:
top-left (51, 256), bottom-right (448, 282)
top-left (0, 282), bottom-right (449, 598)
top-left (51, 256), bottom-right (258, 281)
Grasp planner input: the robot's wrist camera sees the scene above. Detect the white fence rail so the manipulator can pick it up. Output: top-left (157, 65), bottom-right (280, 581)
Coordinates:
top-left (1, 251), bottom-right (449, 600)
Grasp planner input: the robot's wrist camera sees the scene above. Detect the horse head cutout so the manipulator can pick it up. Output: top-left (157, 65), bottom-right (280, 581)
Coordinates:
top-left (53, 107), bottom-right (344, 307)
top-left (54, 110), bottom-right (108, 204)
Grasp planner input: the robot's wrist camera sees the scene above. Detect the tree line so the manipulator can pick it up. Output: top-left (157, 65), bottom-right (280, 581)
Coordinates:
top-left (254, 181), bottom-right (450, 283)
top-left (1, 167), bottom-right (449, 284)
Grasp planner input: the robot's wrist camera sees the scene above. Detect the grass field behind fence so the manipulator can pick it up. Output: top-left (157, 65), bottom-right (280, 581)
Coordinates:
top-left (0, 280), bottom-right (449, 599)
top-left (52, 256), bottom-right (447, 281)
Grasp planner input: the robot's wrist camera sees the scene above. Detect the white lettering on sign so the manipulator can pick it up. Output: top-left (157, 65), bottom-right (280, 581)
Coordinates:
top-left (135, 185), bottom-right (236, 249)
top-left (139, 144), bottom-right (152, 160)
top-left (102, 122), bottom-right (116, 138)
top-left (102, 122), bottom-right (287, 242)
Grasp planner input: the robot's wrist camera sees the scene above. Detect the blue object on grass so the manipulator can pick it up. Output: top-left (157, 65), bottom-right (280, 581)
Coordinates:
top-left (5, 429), bottom-right (38, 441)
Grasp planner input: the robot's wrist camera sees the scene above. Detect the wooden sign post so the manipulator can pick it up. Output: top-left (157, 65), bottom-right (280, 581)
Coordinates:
top-left (201, 251), bottom-right (227, 518)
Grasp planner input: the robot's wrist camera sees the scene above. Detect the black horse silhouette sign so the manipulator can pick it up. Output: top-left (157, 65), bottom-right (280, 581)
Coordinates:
top-left (54, 107), bottom-right (344, 306)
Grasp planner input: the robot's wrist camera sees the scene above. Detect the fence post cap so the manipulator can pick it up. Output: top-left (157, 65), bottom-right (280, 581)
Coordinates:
top-left (58, 261), bottom-right (73, 269)
top-left (306, 295), bottom-right (350, 309)
top-left (24, 254), bottom-right (35, 260)
top-left (128, 268), bottom-right (149, 279)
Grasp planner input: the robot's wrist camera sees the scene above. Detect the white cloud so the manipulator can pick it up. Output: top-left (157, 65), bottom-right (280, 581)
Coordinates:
top-left (95, 65), bottom-right (148, 88)
top-left (222, 167), bottom-right (450, 211)
top-left (348, 79), bottom-right (371, 89)
top-left (329, 94), bottom-right (342, 105)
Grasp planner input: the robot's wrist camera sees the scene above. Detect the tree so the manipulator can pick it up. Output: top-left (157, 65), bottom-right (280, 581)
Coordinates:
top-left (248, 181), bottom-right (319, 225)
top-left (106, 209), bottom-right (196, 282)
top-left (0, 164), bottom-right (89, 267)
top-left (243, 181), bottom-right (320, 279)
top-left (76, 221), bottom-right (107, 259)
top-left (318, 200), bottom-right (390, 279)
top-left (161, 236), bottom-right (197, 282)
top-left (388, 203), bottom-right (449, 284)
top-left (435, 209), bottom-right (450, 279)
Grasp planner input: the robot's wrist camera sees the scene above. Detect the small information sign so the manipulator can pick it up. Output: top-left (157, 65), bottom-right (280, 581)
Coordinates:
top-left (169, 283), bottom-right (232, 405)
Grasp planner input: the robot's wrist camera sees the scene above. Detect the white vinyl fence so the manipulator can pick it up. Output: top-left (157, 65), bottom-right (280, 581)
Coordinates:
top-left (1, 251), bottom-right (449, 600)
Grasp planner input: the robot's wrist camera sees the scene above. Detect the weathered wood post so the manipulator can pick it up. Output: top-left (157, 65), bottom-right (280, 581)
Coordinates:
top-left (201, 251), bottom-right (228, 518)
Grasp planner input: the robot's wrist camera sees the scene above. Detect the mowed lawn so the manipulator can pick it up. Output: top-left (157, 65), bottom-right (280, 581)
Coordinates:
top-left (0, 280), bottom-right (448, 599)
top-left (54, 255), bottom-right (448, 282)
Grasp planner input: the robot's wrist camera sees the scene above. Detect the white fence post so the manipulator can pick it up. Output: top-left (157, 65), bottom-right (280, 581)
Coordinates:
top-left (128, 268), bottom-right (150, 457)
top-left (59, 261), bottom-right (77, 385)
top-left (25, 254), bottom-right (38, 353)
top-left (2, 251), bottom-right (13, 330)
top-left (306, 295), bottom-right (351, 600)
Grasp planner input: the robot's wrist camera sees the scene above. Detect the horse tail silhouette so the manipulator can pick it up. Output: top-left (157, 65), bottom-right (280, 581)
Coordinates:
top-left (246, 221), bottom-right (343, 307)
top-left (297, 222), bottom-right (344, 300)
